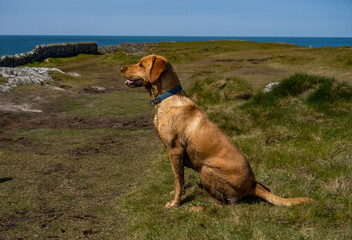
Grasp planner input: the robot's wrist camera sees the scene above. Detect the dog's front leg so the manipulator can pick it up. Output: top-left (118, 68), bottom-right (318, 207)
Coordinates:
top-left (165, 148), bottom-right (185, 208)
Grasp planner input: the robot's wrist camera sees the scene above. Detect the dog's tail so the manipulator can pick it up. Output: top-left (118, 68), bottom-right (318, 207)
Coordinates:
top-left (253, 183), bottom-right (314, 206)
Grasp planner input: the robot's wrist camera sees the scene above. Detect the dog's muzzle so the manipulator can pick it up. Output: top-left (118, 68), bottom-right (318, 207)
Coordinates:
top-left (125, 79), bottom-right (144, 88)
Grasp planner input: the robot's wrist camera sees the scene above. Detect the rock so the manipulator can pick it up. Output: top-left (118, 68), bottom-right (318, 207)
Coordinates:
top-left (98, 44), bottom-right (121, 54)
top-left (0, 103), bottom-right (42, 113)
top-left (91, 86), bottom-right (106, 93)
top-left (263, 82), bottom-right (280, 93)
top-left (121, 43), bottom-right (156, 53)
top-left (68, 72), bottom-right (81, 77)
top-left (98, 43), bottom-right (156, 54)
top-left (129, 52), bottom-right (146, 57)
top-left (44, 84), bottom-right (68, 92)
top-left (0, 67), bottom-right (79, 92)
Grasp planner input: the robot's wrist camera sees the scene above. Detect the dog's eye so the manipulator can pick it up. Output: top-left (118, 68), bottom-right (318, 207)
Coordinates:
top-left (139, 63), bottom-right (143, 67)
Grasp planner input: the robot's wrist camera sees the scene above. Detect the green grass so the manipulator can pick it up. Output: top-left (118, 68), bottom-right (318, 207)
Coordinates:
top-left (48, 71), bottom-right (89, 90)
top-left (23, 54), bottom-right (95, 68)
top-left (151, 40), bottom-right (297, 64)
top-left (99, 50), bottom-right (143, 66)
top-left (57, 91), bottom-right (152, 119)
top-left (188, 72), bottom-right (253, 107)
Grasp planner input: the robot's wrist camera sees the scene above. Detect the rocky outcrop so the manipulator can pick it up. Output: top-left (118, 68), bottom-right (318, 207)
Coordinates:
top-left (98, 44), bottom-right (122, 53)
top-left (0, 67), bottom-right (77, 92)
top-left (98, 42), bottom-right (156, 54)
top-left (121, 42), bottom-right (156, 53)
top-left (0, 42), bottom-right (98, 67)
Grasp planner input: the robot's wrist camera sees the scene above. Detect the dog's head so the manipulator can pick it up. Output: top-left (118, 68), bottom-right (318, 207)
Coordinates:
top-left (120, 55), bottom-right (168, 88)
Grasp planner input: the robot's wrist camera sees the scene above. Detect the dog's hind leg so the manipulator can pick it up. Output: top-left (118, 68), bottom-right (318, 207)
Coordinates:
top-left (200, 166), bottom-right (241, 204)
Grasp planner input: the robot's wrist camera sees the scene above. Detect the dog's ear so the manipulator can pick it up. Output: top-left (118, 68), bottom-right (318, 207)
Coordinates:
top-left (149, 56), bottom-right (166, 83)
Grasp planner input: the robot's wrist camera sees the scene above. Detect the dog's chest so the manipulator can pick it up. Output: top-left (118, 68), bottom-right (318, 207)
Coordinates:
top-left (153, 110), bottom-right (178, 147)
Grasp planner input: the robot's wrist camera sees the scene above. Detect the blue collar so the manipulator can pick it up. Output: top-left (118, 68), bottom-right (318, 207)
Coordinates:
top-left (150, 85), bottom-right (182, 106)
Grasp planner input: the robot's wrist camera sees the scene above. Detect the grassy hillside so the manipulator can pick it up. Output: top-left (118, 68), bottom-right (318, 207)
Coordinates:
top-left (1, 40), bottom-right (351, 239)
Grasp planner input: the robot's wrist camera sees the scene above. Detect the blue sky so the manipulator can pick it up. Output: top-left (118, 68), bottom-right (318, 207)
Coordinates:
top-left (0, 0), bottom-right (351, 37)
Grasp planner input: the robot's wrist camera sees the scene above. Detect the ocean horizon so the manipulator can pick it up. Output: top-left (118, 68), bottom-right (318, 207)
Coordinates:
top-left (1, 35), bottom-right (352, 57)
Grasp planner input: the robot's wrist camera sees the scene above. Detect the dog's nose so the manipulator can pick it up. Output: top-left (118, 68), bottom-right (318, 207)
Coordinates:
top-left (120, 66), bottom-right (124, 73)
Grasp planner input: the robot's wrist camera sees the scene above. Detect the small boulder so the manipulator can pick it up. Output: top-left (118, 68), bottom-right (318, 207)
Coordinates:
top-left (91, 86), bottom-right (106, 93)
top-left (263, 82), bottom-right (280, 93)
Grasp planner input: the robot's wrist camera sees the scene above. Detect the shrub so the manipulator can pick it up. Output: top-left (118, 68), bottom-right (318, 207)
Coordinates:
top-left (307, 80), bottom-right (352, 104)
top-left (251, 73), bottom-right (352, 106)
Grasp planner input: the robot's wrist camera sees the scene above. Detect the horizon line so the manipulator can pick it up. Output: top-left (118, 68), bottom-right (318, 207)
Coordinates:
top-left (0, 34), bottom-right (352, 38)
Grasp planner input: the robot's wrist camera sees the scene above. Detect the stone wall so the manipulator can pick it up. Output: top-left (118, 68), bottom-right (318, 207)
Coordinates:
top-left (0, 42), bottom-right (98, 67)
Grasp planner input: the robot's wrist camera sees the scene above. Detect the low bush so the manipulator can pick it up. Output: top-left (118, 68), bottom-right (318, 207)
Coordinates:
top-left (251, 73), bottom-right (352, 106)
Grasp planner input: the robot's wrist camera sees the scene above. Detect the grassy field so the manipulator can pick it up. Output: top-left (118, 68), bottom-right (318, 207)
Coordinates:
top-left (1, 40), bottom-right (351, 239)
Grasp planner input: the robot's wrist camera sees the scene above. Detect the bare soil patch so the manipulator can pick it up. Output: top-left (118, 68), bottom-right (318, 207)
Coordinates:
top-left (214, 57), bottom-right (279, 64)
top-left (0, 111), bottom-right (152, 131)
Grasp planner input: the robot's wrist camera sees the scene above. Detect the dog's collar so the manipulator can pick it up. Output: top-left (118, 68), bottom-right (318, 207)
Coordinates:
top-left (150, 85), bottom-right (182, 106)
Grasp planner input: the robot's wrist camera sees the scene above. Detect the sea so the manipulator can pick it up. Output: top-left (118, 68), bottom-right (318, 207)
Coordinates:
top-left (0, 35), bottom-right (351, 57)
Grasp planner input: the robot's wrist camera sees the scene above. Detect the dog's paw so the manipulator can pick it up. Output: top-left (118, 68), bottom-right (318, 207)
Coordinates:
top-left (165, 200), bottom-right (180, 208)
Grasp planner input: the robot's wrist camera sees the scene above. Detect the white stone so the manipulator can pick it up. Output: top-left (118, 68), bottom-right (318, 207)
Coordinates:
top-left (68, 72), bottom-right (81, 77)
top-left (263, 82), bottom-right (280, 93)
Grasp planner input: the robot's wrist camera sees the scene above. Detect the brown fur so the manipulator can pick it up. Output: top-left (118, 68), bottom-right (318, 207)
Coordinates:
top-left (121, 55), bottom-right (314, 208)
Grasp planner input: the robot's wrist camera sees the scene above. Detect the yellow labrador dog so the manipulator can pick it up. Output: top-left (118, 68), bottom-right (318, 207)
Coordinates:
top-left (121, 55), bottom-right (313, 208)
